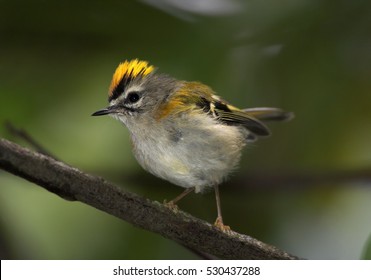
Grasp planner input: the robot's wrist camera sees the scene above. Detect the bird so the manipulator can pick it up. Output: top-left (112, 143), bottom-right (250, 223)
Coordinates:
top-left (92, 59), bottom-right (293, 231)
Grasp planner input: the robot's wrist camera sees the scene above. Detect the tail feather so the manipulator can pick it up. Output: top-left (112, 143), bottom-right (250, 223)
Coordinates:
top-left (242, 107), bottom-right (294, 122)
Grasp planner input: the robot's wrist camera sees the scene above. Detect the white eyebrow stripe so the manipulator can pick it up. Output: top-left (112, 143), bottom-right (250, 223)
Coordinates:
top-left (124, 85), bottom-right (144, 99)
top-left (110, 85), bottom-right (144, 106)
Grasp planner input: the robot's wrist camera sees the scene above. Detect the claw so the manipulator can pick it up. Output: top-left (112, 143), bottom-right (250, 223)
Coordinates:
top-left (214, 217), bottom-right (231, 232)
top-left (164, 200), bottom-right (179, 212)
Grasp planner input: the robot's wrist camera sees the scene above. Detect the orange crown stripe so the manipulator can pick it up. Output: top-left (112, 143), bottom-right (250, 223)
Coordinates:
top-left (109, 59), bottom-right (155, 98)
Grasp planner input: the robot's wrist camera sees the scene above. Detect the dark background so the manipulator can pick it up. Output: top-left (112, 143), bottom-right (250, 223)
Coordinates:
top-left (1, 0), bottom-right (371, 259)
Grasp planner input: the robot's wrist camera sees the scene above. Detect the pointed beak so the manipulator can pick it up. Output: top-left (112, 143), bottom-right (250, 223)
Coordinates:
top-left (91, 106), bottom-right (116, 116)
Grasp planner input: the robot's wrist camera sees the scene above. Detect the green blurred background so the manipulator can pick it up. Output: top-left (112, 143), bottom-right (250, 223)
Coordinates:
top-left (1, 0), bottom-right (371, 259)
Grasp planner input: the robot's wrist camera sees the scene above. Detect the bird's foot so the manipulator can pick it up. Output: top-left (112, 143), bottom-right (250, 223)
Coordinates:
top-left (163, 200), bottom-right (179, 212)
top-left (214, 217), bottom-right (231, 232)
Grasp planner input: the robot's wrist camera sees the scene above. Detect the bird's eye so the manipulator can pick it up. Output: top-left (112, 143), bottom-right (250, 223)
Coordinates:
top-left (127, 91), bottom-right (140, 103)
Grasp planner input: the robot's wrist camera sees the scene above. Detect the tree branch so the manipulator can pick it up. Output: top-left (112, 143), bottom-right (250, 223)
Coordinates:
top-left (0, 138), bottom-right (299, 259)
top-left (4, 121), bottom-right (57, 159)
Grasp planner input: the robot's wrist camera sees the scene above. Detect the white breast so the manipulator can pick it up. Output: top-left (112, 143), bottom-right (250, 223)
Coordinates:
top-left (121, 114), bottom-right (247, 192)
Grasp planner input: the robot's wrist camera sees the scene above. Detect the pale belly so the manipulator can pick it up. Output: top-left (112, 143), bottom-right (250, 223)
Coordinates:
top-left (130, 123), bottom-right (246, 192)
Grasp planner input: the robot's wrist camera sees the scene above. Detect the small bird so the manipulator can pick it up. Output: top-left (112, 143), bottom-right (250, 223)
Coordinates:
top-left (92, 59), bottom-right (293, 231)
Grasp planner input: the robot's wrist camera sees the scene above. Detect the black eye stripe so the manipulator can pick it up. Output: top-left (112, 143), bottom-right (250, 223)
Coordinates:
top-left (109, 74), bottom-right (134, 102)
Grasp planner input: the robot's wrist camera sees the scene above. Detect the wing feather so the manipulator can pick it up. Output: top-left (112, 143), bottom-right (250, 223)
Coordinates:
top-left (214, 108), bottom-right (271, 136)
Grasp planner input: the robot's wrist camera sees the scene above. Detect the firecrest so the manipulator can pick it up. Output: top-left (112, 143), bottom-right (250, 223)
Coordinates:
top-left (92, 59), bottom-right (293, 231)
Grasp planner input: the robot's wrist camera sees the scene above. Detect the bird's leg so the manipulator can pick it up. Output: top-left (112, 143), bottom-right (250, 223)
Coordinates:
top-left (214, 185), bottom-right (231, 232)
top-left (164, 187), bottom-right (195, 211)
